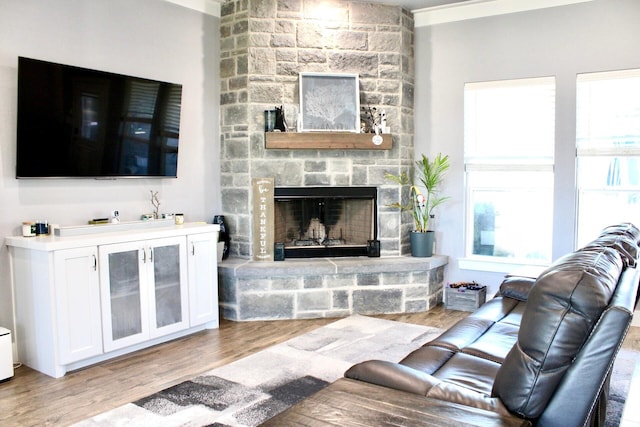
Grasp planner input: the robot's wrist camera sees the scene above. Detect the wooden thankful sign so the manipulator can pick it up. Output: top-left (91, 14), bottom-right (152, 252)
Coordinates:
top-left (252, 177), bottom-right (274, 261)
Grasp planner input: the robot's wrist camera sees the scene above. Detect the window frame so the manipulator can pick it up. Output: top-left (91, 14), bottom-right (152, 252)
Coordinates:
top-left (575, 69), bottom-right (640, 247)
top-left (462, 76), bottom-right (556, 269)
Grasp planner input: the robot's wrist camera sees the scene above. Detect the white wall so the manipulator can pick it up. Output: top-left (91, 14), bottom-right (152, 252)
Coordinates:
top-left (414, 0), bottom-right (640, 292)
top-left (0, 0), bottom-right (220, 331)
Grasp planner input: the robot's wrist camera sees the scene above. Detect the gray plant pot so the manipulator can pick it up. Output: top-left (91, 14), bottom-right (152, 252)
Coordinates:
top-left (410, 231), bottom-right (435, 257)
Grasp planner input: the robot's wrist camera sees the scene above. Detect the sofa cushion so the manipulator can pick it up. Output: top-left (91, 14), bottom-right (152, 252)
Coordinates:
top-left (400, 345), bottom-right (454, 374)
top-left (492, 246), bottom-right (623, 419)
top-left (462, 322), bottom-right (519, 364)
top-left (427, 316), bottom-right (495, 353)
top-left (429, 352), bottom-right (501, 396)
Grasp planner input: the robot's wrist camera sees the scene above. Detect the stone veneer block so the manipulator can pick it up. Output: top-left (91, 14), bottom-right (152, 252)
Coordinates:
top-left (239, 293), bottom-right (294, 319)
top-left (353, 288), bottom-right (403, 313)
top-left (297, 291), bottom-right (331, 311)
top-left (219, 255), bottom-right (447, 321)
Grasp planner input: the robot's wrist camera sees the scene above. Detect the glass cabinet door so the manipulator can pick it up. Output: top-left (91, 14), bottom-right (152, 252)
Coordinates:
top-left (108, 249), bottom-right (143, 340)
top-left (148, 237), bottom-right (188, 338)
top-left (99, 241), bottom-right (148, 352)
top-left (152, 244), bottom-right (182, 327)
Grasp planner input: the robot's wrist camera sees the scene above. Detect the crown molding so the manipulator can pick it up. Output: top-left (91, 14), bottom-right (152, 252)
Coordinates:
top-left (163, 0), bottom-right (221, 17)
top-left (414, 0), bottom-right (593, 27)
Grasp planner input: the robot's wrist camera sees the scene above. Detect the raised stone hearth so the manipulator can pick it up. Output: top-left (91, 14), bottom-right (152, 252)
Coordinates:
top-left (219, 255), bottom-right (447, 321)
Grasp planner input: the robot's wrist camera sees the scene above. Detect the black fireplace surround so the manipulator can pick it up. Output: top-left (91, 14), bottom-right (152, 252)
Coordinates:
top-left (274, 186), bottom-right (378, 258)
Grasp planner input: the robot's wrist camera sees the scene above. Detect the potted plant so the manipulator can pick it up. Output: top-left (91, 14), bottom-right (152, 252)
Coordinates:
top-left (385, 153), bottom-right (450, 257)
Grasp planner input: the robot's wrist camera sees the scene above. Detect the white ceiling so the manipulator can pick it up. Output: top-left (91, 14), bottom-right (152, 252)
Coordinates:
top-left (361, 0), bottom-right (471, 12)
top-left (167, 0), bottom-right (593, 25)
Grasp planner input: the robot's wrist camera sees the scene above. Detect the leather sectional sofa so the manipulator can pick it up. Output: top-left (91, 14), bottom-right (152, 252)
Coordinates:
top-left (345, 223), bottom-right (640, 426)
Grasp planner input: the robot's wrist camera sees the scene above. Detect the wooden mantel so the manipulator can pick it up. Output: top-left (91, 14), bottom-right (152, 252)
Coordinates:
top-left (265, 131), bottom-right (392, 150)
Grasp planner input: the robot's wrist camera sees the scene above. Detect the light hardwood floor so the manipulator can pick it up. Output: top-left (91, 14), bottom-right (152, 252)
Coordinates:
top-left (0, 306), bottom-right (638, 427)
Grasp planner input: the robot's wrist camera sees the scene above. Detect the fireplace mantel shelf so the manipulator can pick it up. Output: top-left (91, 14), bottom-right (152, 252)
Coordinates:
top-left (265, 132), bottom-right (392, 150)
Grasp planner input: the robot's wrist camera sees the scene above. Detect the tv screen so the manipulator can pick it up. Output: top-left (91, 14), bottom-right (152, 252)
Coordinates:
top-left (16, 57), bottom-right (182, 178)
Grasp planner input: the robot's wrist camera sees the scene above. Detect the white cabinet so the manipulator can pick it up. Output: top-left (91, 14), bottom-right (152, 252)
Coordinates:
top-left (99, 236), bottom-right (188, 352)
top-left (187, 232), bottom-right (219, 327)
top-left (6, 223), bottom-right (219, 378)
top-left (54, 247), bottom-right (103, 364)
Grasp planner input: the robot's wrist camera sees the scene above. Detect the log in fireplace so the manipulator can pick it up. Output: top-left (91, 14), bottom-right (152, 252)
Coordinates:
top-left (274, 186), bottom-right (378, 258)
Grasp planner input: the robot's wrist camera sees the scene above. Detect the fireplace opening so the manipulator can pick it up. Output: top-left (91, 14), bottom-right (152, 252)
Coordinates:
top-left (274, 187), bottom-right (378, 258)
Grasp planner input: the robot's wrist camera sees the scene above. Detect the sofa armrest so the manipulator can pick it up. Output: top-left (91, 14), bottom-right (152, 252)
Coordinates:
top-left (498, 276), bottom-right (536, 301)
top-left (345, 360), bottom-right (438, 396)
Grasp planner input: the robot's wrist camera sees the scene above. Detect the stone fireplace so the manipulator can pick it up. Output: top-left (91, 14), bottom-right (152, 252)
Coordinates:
top-left (217, 1), bottom-right (447, 321)
top-left (274, 186), bottom-right (377, 258)
top-left (219, 0), bottom-right (417, 258)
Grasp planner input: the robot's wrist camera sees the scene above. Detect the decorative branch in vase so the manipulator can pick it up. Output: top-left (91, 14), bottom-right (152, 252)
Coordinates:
top-left (361, 105), bottom-right (389, 133)
top-left (150, 191), bottom-right (160, 219)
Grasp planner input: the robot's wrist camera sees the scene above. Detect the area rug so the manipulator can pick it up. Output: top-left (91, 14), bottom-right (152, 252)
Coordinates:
top-left (607, 348), bottom-right (639, 427)
top-left (74, 315), bottom-right (442, 427)
top-left (74, 314), bottom-right (638, 427)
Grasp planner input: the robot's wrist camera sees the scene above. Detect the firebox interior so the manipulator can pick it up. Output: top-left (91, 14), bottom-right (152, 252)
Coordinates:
top-left (274, 187), bottom-right (378, 258)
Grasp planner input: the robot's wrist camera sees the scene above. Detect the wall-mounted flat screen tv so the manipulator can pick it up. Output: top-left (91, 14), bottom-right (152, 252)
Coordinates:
top-left (16, 57), bottom-right (182, 178)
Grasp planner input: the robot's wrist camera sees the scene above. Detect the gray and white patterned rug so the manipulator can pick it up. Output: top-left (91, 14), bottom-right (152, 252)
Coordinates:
top-left (74, 315), bottom-right (442, 427)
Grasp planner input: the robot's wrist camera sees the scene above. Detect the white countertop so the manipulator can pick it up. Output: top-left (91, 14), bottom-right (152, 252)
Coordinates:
top-left (6, 222), bottom-right (220, 251)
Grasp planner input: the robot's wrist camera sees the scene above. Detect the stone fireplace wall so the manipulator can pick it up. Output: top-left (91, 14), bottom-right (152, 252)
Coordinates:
top-left (219, 0), bottom-right (415, 258)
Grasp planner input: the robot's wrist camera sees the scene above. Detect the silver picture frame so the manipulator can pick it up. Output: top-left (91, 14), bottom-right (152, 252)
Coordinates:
top-left (299, 72), bottom-right (360, 132)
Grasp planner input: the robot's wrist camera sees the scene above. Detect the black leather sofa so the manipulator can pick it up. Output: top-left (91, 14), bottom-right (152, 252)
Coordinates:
top-left (345, 223), bottom-right (640, 427)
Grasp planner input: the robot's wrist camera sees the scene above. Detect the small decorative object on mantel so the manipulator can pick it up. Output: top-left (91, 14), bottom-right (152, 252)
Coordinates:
top-left (361, 105), bottom-right (388, 146)
top-left (361, 105), bottom-right (388, 134)
top-left (372, 127), bottom-right (383, 146)
top-left (274, 105), bottom-right (287, 132)
top-left (264, 109), bottom-right (276, 132)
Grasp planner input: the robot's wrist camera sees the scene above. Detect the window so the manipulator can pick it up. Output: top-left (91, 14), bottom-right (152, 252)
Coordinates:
top-left (576, 69), bottom-right (640, 247)
top-left (464, 77), bottom-right (555, 265)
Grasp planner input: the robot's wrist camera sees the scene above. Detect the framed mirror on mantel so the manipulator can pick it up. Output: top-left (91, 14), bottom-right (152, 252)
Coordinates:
top-left (265, 132), bottom-right (392, 150)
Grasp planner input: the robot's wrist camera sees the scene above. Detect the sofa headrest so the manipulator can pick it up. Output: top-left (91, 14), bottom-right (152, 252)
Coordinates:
top-left (584, 223), bottom-right (640, 267)
top-left (492, 246), bottom-right (623, 419)
top-left (599, 222), bottom-right (640, 244)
